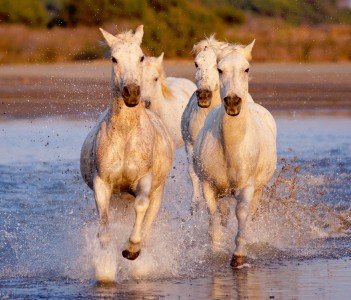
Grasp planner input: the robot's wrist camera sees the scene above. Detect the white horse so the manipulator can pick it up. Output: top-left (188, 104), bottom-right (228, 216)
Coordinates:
top-left (141, 53), bottom-right (196, 148)
top-left (193, 41), bottom-right (277, 267)
top-left (181, 36), bottom-right (255, 214)
top-left (80, 25), bottom-right (174, 262)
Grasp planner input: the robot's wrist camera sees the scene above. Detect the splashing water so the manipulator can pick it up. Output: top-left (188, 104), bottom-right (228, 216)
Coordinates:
top-left (0, 115), bottom-right (350, 286)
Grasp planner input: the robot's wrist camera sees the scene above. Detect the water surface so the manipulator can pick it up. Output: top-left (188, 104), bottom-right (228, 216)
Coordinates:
top-left (0, 114), bottom-right (350, 298)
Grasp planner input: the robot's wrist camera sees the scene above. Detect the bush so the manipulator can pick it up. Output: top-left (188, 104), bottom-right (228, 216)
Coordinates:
top-left (214, 6), bottom-right (245, 25)
top-left (0, 0), bottom-right (47, 26)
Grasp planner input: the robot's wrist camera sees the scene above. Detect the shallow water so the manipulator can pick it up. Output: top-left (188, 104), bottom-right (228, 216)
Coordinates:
top-left (0, 114), bottom-right (350, 298)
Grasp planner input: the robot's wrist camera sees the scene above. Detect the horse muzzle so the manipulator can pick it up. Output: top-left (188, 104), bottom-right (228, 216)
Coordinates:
top-left (196, 89), bottom-right (212, 108)
top-left (223, 95), bottom-right (242, 116)
top-left (122, 84), bottom-right (141, 107)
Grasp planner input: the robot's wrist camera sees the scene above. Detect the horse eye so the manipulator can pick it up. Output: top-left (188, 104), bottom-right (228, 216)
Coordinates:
top-left (111, 57), bottom-right (117, 64)
top-left (194, 62), bottom-right (198, 68)
top-left (155, 77), bottom-right (158, 82)
top-left (217, 68), bottom-right (223, 74)
top-left (140, 56), bottom-right (145, 62)
top-left (245, 68), bottom-right (249, 73)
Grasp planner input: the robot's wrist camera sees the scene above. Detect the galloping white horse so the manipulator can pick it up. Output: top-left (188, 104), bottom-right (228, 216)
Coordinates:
top-left (181, 36), bottom-right (255, 214)
top-left (193, 41), bottom-right (277, 267)
top-left (80, 25), bottom-right (174, 262)
top-left (141, 53), bottom-right (196, 148)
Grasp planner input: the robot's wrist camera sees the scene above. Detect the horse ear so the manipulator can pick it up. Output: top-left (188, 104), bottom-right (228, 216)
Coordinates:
top-left (99, 28), bottom-right (116, 47)
top-left (243, 39), bottom-right (255, 61)
top-left (156, 52), bottom-right (164, 65)
top-left (134, 25), bottom-right (144, 45)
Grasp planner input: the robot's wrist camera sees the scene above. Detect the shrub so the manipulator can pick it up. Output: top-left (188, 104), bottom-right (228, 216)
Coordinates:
top-left (0, 0), bottom-right (47, 26)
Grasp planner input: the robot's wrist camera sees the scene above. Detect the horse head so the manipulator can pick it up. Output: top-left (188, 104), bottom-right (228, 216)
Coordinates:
top-left (100, 25), bottom-right (145, 107)
top-left (217, 40), bottom-right (255, 116)
top-left (193, 35), bottom-right (227, 108)
top-left (141, 53), bottom-right (165, 109)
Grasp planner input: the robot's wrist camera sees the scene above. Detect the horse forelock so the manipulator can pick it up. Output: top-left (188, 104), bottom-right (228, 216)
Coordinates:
top-left (217, 44), bottom-right (246, 62)
top-left (114, 30), bottom-right (135, 42)
top-left (192, 34), bottom-right (227, 56)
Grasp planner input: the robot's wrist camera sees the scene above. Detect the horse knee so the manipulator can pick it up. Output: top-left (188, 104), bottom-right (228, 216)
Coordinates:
top-left (236, 202), bottom-right (249, 222)
top-left (135, 195), bottom-right (149, 213)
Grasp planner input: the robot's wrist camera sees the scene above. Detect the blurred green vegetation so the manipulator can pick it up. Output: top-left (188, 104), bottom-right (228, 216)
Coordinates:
top-left (0, 0), bottom-right (350, 62)
top-left (0, 0), bottom-right (47, 26)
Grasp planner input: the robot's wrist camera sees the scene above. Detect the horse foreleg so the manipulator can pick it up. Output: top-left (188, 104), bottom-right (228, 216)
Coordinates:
top-left (94, 175), bottom-right (112, 247)
top-left (187, 144), bottom-right (201, 215)
top-left (122, 173), bottom-right (152, 260)
top-left (231, 185), bottom-right (254, 267)
top-left (203, 181), bottom-right (222, 253)
top-left (219, 199), bottom-right (230, 227)
top-left (142, 183), bottom-right (165, 243)
top-left (248, 188), bottom-right (263, 221)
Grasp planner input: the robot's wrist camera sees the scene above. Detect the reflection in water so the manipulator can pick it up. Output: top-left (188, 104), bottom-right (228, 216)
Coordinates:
top-left (0, 115), bottom-right (350, 298)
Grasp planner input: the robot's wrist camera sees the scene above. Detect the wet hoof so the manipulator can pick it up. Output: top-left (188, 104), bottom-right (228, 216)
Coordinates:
top-left (122, 249), bottom-right (141, 260)
top-left (230, 255), bottom-right (246, 268)
top-left (95, 280), bottom-right (116, 287)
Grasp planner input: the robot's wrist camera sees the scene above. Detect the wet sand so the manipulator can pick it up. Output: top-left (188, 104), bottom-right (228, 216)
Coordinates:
top-left (0, 61), bottom-right (350, 118)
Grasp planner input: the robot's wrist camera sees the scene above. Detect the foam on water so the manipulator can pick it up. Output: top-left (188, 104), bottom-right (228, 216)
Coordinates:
top-left (0, 116), bottom-right (350, 283)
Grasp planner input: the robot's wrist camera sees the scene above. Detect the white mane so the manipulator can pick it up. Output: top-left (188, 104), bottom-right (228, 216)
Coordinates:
top-left (192, 34), bottom-right (228, 56)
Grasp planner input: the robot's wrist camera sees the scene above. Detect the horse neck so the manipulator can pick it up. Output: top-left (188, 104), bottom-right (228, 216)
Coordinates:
top-left (221, 97), bottom-right (249, 145)
top-left (108, 87), bottom-right (142, 130)
top-left (151, 82), bottom-right (168, 113)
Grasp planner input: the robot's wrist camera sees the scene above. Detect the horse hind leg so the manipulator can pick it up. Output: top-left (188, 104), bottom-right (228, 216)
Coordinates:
top-left (94, 176), bottom-right (112, 247)
top-left (122, 173), bottom-right (152, 260)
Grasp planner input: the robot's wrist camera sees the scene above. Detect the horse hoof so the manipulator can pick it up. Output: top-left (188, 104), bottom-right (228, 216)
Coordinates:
top-left (230, 255), bottom-right (246, 268)
top-left (122, 249), bottom-right (141, 260)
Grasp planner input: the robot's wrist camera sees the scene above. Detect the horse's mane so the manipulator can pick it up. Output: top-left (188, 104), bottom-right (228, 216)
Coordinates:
top-left (159, 64), bottom-right (174, 100)
top-left (191, 34), bottom-right (228, 56)
top-left (216, 43), bottom-right (248, 62)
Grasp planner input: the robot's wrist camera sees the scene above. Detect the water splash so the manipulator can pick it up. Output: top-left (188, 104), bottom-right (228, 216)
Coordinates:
top-left (0, 117), bottom-right (350, 283)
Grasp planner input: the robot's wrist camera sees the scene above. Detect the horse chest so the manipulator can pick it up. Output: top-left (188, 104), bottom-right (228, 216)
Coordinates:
top-left (97, 137), bottom-right (152, 191)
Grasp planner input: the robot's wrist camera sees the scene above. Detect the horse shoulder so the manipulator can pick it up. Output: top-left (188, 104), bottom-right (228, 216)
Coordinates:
top-left (194, 108), bottom-right (225, 173)
top-left (248, 102), bottom-right (277, 138)
top-left (181, 91), bottom-right (199, 143)
top-left (247, 103), bottom-right (277, 183)
top-left (80, 109), bottom-right (110, 187)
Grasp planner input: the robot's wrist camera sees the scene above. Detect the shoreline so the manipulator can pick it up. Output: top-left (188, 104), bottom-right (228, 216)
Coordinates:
top-left (1, 61), bottom-right (350, 119)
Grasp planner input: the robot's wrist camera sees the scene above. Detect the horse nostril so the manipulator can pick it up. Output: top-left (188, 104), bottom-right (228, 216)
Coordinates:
top-left (135, 86), bottom-right (141, 97)
top-left (224, 95), bottom-right (242, 105)
top-left (123, 86), bottom-right (130, 97)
